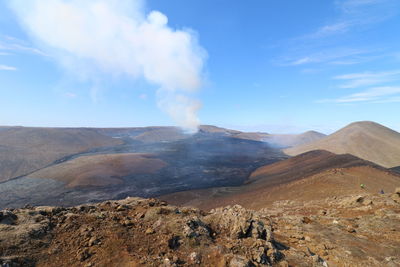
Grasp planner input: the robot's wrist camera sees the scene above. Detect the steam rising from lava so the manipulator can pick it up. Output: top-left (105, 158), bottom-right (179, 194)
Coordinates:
top-left (8, 0), bottom-right (206, 132)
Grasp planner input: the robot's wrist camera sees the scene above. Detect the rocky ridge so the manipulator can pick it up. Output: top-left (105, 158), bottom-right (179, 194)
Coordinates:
top-left (1, 190), bottom-right (400, 266)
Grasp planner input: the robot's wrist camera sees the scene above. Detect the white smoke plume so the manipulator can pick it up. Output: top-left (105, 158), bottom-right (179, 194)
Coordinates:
top-left (8, 0), bottom-right (206, 131)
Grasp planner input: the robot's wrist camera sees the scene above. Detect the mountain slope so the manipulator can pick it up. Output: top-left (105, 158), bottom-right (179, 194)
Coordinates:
top-left (161, 150), bottom-right (400, 210)
top-left (0, 127), bottom-right (122, 182)
top-left (285, 121), bottom-right (400, 168)
top-left (27, 153), bottom-right (167, 188)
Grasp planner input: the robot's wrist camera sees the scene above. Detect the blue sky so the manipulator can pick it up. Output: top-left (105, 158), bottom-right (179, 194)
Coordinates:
top-left (0, 0), bottom-right (400, 133)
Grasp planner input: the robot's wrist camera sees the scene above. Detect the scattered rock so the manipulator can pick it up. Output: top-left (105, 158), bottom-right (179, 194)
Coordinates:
top-left (77, 249), bottom-right (91, 262)
top-left (346, 226), bottom-right (356, 233)
top-left (1, 195), bottom-right (399, 266)
top-left (88, 237), bottom-right (100, 247)
top-left (168, 236), bottom-right (181, 250)
top-left (302, 217), bottom-right (312, 224)
top-left (116, 205), bottom-right (127, 212)
top-left (229, 255), bottom-right (254, 267)
top-left (205, 205), bottom-right (271, 240)
top-left (122, 219), bottom-right (133, 227)
top-left (145, 228), bottom-right (155, 235)
top-left (188, 252), bottom-right (201, 264)
top-left (0, 211), bottom-right (17, 225)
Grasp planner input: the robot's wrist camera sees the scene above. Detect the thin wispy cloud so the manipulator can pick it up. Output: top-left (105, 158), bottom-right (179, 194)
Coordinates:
top-left (333, 86), bottom-right (400, 103)
top-left (0, 64), bottom-right (17, 71)
top-left (334, 70), bottom-right (400, 88)
top-left (0, 35), bottom-right (48, 56)
top-left (315, 0), bottom-right (399, 38)
top-left (309, 22), bottom-right (352, 38)
top-left (318, 68), bottom-right (400, 103)
top-left (279, 0), bottom-right (399, 67)
top-left (283, 48), bottom-right (372, 66)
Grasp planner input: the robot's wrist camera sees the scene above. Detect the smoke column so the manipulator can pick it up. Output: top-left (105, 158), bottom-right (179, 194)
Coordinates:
top-left (8, 0), bottom-right (206, 131)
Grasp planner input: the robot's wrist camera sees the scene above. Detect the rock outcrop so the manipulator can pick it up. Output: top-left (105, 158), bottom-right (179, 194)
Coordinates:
top-left (0, 198), bottom-right (290, 267)
top-left (1, 192), bottom-right (399, 266)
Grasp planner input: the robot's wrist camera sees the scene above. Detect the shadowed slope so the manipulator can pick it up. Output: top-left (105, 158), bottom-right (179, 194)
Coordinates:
top-left (248, 150), bottom-right (378, 186)
top-left (391, 166), bottom-right (400, 174)
top-left (285, 121), bottom-right (400, 168)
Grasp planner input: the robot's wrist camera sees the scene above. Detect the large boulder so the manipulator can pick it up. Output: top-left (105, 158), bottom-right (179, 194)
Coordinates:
top-left (205, 205), bottom-right (280, 265)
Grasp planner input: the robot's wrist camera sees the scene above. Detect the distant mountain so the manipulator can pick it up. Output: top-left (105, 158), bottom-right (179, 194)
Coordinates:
top-left (161, 150), bottom-right (400, 210)
top-left (130, 127), bottom-right (189, 143)
top-left (263, 130), bottom-right (326, 148)
top-left (198, 125), bottom-right (241, 135)
top-left (285, 121), bottom-right (400, 168)
top-left (233, 132), bottom-right (269, 142)
top-left (0, 127), bottom-right (122, 182)
top-left (96, 125), bottom-right (241, 143)
top-left (132, 125), bottom-right (242, 143)
top-left (234, 130), bottom-right (326, 147)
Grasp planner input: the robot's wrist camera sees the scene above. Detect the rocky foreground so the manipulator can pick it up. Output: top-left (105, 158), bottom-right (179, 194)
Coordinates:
top-left (1, 190), bottom-right (400, 267)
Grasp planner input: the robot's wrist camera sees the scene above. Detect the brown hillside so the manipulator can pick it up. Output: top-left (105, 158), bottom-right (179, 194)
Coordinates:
top-left (285, 121), bottom-right (400, 168)
top-left (0, 127), bottom-right (122, 182)
top-left (27, 153), bottom-right (167, 188)
top-left (161, 151), bottom-right (400, 210)
top-left (248, 150), bottom-right (378, 187)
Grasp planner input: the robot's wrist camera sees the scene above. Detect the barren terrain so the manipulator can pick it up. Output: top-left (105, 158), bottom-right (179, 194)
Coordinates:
top-left (161, 150), bottom-right (400, 210)
top-left (0, 132), bottom-right (286, 209)
top-left (28, 153), bottom-right (167, 188)
top-left (285, 121), bottom-right (400, 168)
top-left (1, 191), bottom-right (400, 266)
top-left (0, 127), bottom-right (122, 182)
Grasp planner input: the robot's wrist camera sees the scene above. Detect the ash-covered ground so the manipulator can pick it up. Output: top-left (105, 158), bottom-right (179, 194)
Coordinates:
top-left (0, 131), bottom-right (287, 209)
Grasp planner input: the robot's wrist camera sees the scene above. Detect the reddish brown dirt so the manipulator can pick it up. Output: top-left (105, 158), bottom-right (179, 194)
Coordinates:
top-left (1, 193), bottom-right (400, 266)
top-left (28, 153), bottom-right (167, 188)
top-left (160, 151), bottom-right (400, 210)
top-left (248, 150), bottom-right (378, 186)
top-left (265, 192), bottom-right (400, 266)
top-left (0, 198), bottom-right (293, 267)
